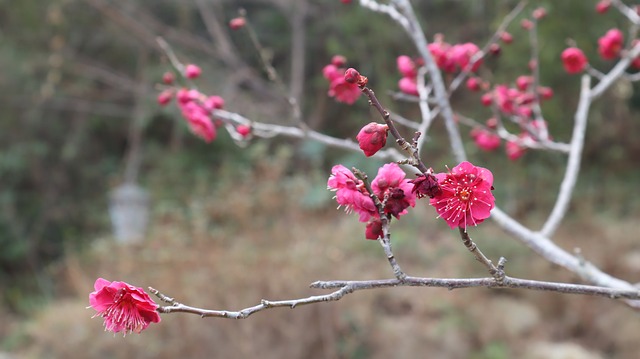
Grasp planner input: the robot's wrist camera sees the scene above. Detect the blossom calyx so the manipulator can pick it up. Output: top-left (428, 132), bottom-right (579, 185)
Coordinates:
top-left (409, 172), bottom-right (441, 199)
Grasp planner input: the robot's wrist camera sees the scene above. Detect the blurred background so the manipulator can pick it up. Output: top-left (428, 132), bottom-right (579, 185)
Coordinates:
top-left (2, 0), bottom-right (640, 358)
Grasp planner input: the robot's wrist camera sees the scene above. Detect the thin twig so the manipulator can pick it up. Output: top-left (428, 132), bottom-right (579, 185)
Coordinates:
top-left (353, 169), bottom-right (407, 280)
top-left (458, 227), bottom-right (501, 280)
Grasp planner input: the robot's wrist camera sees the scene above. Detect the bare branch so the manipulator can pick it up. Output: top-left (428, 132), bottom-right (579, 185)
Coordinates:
top-left (540, 75), bottom-right (591, 237)
top-left (611, 0), bottom-right (640, 25)
top-left (458, 228), bottom-right (502, 280)
top-left (151, 274), bottom-right (640, 320)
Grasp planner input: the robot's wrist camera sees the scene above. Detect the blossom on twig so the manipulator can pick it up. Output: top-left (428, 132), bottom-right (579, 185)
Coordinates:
top-left (429, 162), bottom-right (495, 229)
top-left (89, 278), bottom-right (161, 335)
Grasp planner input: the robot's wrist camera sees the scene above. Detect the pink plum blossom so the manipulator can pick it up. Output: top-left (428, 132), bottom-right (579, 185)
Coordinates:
top-left (327, 165), bottom-right (376, 222)
top-left (429, 161), bottom-right (495, 229)
top-left (157, 90), bottom-right (173, 106)
top-left (229, 17), bottom-right (246, 30)
top-left (371, 163), bottom-right (416, 219)
top-left (185, 64), bottom-right (202, 79)
top-left (328, 77), bottom-right (361, 104)
top-left (398, 77), bottom-right (419, 96)
top-left (396, 55), bottom-right (417, 78)
top-left (598, 29), bottom-right (624, 60)
top-left (89, 278), bottom-right (161, 335)
top-left (322, 64), bottom-right (342, 81)
top-left (328, 163), bottom-right (417, 238)
top-left (470, 128), bottom-right (501, 152)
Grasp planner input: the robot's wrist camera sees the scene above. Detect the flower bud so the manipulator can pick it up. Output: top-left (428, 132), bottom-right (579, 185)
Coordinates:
top-left (356, 122), bottom-right (389, 157)
top-left (185, 64), bottom-right (202, 79)
top-left (229, 17), bottom-right (246, 30)
top-left (344, 68), bottom-right (361, 84)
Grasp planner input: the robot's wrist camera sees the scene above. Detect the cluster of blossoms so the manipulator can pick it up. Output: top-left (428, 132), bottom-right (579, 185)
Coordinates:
top-left (561, 23), bottom-right (640, 75)
top-left (328, 161), bottom-right (495, 237)
top-left (471, 76), bottom-right (552, 160)
top-left (322, 55), bottom-right (362, 104)
top-left (328, 63), bottom-right (495, 234)
top-left (89, 278), bottom-right (161, 335)
top-left (396, 34), bottom-right (482, 96)
top-left (327, 163), bottom-right (417, 239)
top-left (157, 64), bottom-right (251, 142)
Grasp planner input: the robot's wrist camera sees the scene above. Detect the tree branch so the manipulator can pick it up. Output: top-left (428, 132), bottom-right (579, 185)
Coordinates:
top-left (151, 274), bottom-right (640, 319)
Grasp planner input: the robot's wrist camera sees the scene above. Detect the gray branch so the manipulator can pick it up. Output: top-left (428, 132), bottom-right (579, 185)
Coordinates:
top-left (151, 274), bottom-right (640, 319)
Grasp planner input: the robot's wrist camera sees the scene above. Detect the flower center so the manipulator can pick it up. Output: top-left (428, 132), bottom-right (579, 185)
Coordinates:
top-left (458, 188), bottom-right (470, 202)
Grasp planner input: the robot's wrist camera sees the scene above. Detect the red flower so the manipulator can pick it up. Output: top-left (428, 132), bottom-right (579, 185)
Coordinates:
top-left (365, 218), bottom-right (383, 240)
top-left (229, 17), bottom-right (246, 30)
top-left (322, 64), bottom-right (342, 81)
top-left (596, 0), bottom-right (611, 14)
top-left (470, 128), bottom-right (501, 152)
top-left (237, 125), bottom-right (251, 138)
top-left (538, 86), bottom-right (554, 100)
top-left (328, 165), bottom-right (377, 222)
top-left (493, 85), bottom-right (517, 115)
top-left (561, 47), bottom-right (587, 74)
top-left (598, 29), bottom-right (624, 60)
top-left (516, 75), bottom-right (533, 91)
top-left (396, 55), bottom-right (417, 78)
top-left (185, 64), bottom-right (202, 79)
top-left (188, 114), bottom-right (217, 143)
top-left (162, 72), bottom-right (175, 85)
top-left (500, 32), bottom-right (513, 44)
top-left (480, 93), bottom-right (493, 106)
top-left (398, 77), bottom-right (419, 96)
top-left (505, 136), bottom-right (530, 161)
top-left (489, 43), bottom-right (501, 56)
top-left (450, 42), bottom-right (482, 72)
top-left (428, 37), bottom-right (455, 73)
top-left (204, 95), bottom-right (225, 110)
top-left (89, 278), bottom-right (161, 335)
top-left (356, 122), bottom-right (389, 157)
top-left (157, 90), bottom-right (173, 106)
top-left (371, 163), bottom-right (416, 218)
top-left (331, 55), bottom-right (347, 67)
top-left (328, 77), bottom-right (361, 104)
top-left (328, 163), bottom-right (416, 239)
top-left (532, 7), bottom-right (547, 20)
top-left (466, 77), bottom-right (481, 91)
top-left (180, 102), bottom-right (216, 142)
top-left (344, 68), bottom-right (361, 84)
top-left (429, 162), bottom-right (495, 229)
